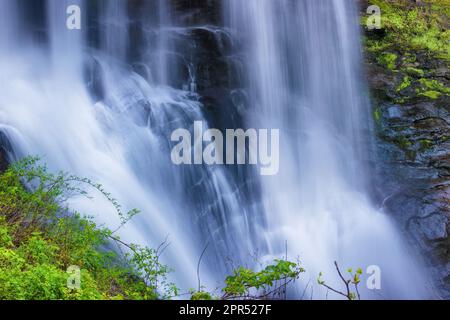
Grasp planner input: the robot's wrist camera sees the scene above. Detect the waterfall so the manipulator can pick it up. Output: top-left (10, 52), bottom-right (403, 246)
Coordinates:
top-left (0, 0), bottom-right (210, 290)
top-left (0, 0), bottom-right (432, 299)
top-left (0, 0), bottom-right (262, 291)
top-left (101, 0), bottom-right (129, 61)
top-left (225, 0), bottom-right (430, 299)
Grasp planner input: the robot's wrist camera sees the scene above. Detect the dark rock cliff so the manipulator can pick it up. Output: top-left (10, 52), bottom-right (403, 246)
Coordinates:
top-left (359, 0), bottom-right (449, 297)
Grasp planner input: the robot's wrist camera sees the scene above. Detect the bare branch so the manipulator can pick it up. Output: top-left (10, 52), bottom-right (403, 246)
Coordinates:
top-left (197, 242), bottom-right (209, 292)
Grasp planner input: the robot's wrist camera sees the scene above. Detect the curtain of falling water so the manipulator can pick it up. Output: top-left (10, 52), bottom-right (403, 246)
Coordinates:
top-left (0, 0), bottom-right (206, 290)
top-left (47, 0), bottom-right (85, 77)
top-left (0, 0), bottom-right (434, 299)
top-left (0, 0), bottom-right (18, 53)
top-left (101, 0), bottom-right (128, 61)
top-left (0, 0), bottom-right (262, 291)
top-left (156, 0), bottom-right (171, 85)
top-left (224, 0), bottom-right (431, 299)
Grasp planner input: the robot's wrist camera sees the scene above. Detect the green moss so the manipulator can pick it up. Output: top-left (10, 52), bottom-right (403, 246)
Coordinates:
top-left (411, 29), bottom-right (450, 59)
top-left (419, 139), bottom-right (434, 152)
top-left (414, 78), bottom-right (449, 99)
top-left (419, 90), bottom-right (441, 99)
top-left (373, 108), bottom-right (382, 124)
top-left (392, 135), bottom-right (416, 160)
top-left (404, 67), bottom-right (424, 77)
top-left (365, 38), bottom-right (391, 53)
top-left (396, 136), bottom-right (413, 150)
top-left (396, 76), bottom-right (411, 92)
top-left (365, 1), bottom-right (450, 61)
top-left (377, 52), bottom-right (398, 70)
top-left (394, 97), bottom-right (407, 104)
top-left (403, 53), bottom-right (417, 64)
top-left (430, 1), bottom-right (450, 19)
top-left (418, 78), bottom-right (450, 93)
top-left (392, 135), bottom-right (416, 161)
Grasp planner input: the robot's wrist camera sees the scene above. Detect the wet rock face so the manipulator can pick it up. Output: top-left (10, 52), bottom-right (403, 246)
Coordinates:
top-left (363, 15), bottom-right (450, 298)
top-left (0, 132), bottom-right (13, 173)
top-left (171, 0), bottom-right (222, 26)
top-left (161, 0), bottom-right (242, 130)
top-left (369, 65), bottom-right (450, 297)
top-left (89, 0), bottom-right (240, 130)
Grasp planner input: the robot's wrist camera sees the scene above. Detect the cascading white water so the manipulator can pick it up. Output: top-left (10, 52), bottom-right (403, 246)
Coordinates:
top-left (0, 0), bottom-right (261, 291)
top-left (225, 0), bottom-right (431, 299)
top-left (0, 0), bottom-right (208, 290)
top-left (101, 0), bottom-right (128, 61)
top-left (0, 0), bottom-right (433, 299)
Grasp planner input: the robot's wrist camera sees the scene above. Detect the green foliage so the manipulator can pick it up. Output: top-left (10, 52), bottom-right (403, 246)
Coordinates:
top-left (126, 244), bottom-right (178, 300)
top-left (419, 139), bottom-right (435, 152)
top-left (364, 2), bottom-right (449, 106)
top-left (419, 90), bottom-right (442, 99)
top-left (0, 157), bottom-right (176, 300)
top-left (317, 263), bottom-right (363, 300)
top-left (0, 157), bottom-right (352, 301)
top-left (418, 78), bottom-right (449, 93)
top-left (190, 291), bottom-right (214, 300)
top-left (373, 108), bottom-right (382, 124)
top-left (404, 67), bottom-right (424, 77)
top-left (222, 259), bottom-right (304, 299)
top-left (412, 78), bottom-right (450, 99)
top-left (365, 1), bottom-right (450, 60)
top-left (396, 75), bottom-right (411, 92)
top-left (395, 136), bottom-right (413, 149)
top-left (377, 52), bottom-right (398, 70)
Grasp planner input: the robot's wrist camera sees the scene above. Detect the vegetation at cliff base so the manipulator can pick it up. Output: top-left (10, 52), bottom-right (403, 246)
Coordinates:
top-left (0, 157), bottom-right (304, 300)
top-left (0, 157), bottom-right (175, 300)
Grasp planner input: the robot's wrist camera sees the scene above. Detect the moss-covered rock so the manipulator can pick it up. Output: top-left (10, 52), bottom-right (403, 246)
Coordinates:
top-left (361, 0), bottom-right (450, 298)
top-left (363, 0), bottom-right (450, 60)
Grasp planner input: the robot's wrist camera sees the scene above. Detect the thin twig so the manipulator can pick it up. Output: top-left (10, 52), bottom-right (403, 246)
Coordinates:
top-left (319, 282), bottom-right (348, 298)
top-left (334, 261), bottom-right (351, 298)
top-left (355, 282), bottom-right (361, 300)
top-left (300, 278), bottom-right (311, 300)
top-left (197, 242), bottom-right (209, 292)
top-left (284, 241), bottom-right (288, 300)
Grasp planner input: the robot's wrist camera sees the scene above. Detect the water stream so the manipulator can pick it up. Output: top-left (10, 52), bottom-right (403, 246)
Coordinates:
top-left (0, 0), bottom-right (431, 298)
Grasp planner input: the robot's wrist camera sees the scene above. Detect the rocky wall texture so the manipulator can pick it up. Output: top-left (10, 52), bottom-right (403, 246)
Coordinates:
top-left (360, 0), bottom-right (449, 297)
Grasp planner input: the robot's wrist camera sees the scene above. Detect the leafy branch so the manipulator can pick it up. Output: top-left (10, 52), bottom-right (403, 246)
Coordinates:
top-left (317, 261), bottom-right (362, 300)
top-left (221, 259), bottom-right (305, 300)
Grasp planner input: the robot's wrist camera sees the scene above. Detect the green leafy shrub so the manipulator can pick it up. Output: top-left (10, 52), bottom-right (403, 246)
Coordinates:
top-left (0, 157), bottom-right (176, 300)
top-left (0, 157), bottom-right (309, 301)
top-left (190, 291), bottom-right (214, 300)
top-left (364, 0), bottom-right (449, 61)
top-left (221, 259), bottom-right (304, 300)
